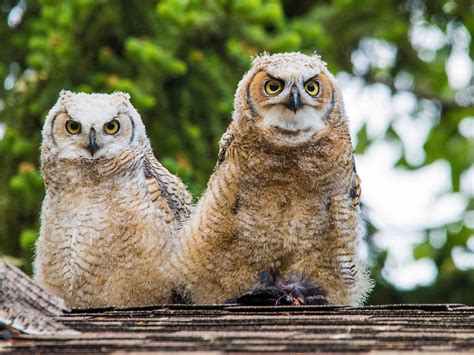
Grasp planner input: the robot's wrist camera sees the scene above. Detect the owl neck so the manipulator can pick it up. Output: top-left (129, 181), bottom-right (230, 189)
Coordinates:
top-left (226, 121), bottom-right (353, 189)
top-left (42, 153), bottom-right (145, 195)
top-left (234, 117), bottom-right (351, 155)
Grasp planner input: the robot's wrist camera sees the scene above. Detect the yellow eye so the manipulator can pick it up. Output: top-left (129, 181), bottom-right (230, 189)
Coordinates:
top-left (65, 120), bottom-right (81, 135)
top-left (264, 80), bottom-right (283, 95)
top-left (104, 119), bottom-right (120, 135)
top-left (304, 80), bottom-right (320, 96)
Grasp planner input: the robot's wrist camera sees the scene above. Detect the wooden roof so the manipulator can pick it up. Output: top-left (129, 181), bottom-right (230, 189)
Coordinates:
top-left (2, 303), bottom-right (473, 353)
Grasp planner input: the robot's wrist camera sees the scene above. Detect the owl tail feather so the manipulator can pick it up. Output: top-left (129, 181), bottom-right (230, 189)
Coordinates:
top-left (225, 271), bottom-right (328, 306)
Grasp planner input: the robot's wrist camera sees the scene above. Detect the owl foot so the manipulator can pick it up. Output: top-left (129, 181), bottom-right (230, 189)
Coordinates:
top-left (170, 288), bottom-right (192, 304)
top-left (225, 272), bottom-right (328, 306)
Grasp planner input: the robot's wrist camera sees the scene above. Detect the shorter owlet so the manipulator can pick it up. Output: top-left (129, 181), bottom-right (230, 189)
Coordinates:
top-left (34, 91), bottom-right (191, 308)
top-left (173, 52), bottom-right (373, 306)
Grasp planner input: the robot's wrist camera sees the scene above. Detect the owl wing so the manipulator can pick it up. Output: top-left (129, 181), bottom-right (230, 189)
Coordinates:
top-left (0, 258), bottom-right (78, 335)
top-left (213, 128), bottom-right (234, 172)
top-left (143, 149), bottom-right (192, 222)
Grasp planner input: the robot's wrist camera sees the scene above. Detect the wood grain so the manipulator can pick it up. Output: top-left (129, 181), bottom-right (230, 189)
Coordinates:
top-left (2, 304), bottom-right (473, 352)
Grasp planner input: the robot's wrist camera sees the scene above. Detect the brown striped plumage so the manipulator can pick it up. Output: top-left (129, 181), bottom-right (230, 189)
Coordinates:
top-left (34, 91), bottom-right (192, 308)
top-left (173, 53), bottom-right (372, 306)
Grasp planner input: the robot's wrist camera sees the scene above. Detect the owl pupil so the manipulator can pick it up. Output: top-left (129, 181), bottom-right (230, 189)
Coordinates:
top-left (270, 82), bottom-right (279, 91)
top-left (107, 122), bottom-right (114, 129)
top-left (70, 122), bottom-right (78, 130)
top-left (307, 84), bottom-right (315, 91)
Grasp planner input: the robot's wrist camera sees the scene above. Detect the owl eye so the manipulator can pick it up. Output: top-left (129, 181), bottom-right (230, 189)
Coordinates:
top-left (304, 80), bottom-right (320, 96)
top-left (264, 80), bottom-right (283, 95)
top-left (104, 119), bottom-right (120, 135)
top-left (65, 120), bottom-right (81, 135)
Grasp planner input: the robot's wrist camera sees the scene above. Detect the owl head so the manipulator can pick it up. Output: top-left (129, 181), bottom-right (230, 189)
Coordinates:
top-left (42, 91), bottom-right (149, 163)
top-left (233, 52), bottom-right (346, 145)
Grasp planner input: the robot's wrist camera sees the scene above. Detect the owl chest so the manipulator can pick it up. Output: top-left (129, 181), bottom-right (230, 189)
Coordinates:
top-left (43, 187), bottom-right (155, 283)
top-left (234, 182), bottom-right (331, 253)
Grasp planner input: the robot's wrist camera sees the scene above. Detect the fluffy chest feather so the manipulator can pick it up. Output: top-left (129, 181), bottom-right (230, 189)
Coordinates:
top-left (234, 178), bottom-right (331, 254)
top-left (225, 135), bottom-right (354, 263)
top-left (39, 173), bottom-right (165, 292)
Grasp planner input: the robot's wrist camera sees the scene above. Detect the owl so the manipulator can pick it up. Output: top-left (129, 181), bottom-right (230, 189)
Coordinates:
top-left (173, 52), bottom-right (372, 306)
top-left (34, 91), bottom-right (192, 308)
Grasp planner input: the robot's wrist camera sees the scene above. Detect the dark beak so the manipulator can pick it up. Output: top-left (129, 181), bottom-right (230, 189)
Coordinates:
top-left (285, 85), bottom-right (303, 113)
top-left (86, 127), bottom-right (98, 156)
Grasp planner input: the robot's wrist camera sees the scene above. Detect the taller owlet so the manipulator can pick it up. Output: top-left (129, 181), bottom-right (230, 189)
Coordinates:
top-left (34, 91), bottom-right (192, 308)
top-left (173, 52), bottom-right (372, 306)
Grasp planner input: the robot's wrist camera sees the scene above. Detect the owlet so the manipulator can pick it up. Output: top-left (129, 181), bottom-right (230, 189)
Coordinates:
top-left (173, 52), bottom-right (373, 306)
top-left (34, 91), bottom-right (191, 308)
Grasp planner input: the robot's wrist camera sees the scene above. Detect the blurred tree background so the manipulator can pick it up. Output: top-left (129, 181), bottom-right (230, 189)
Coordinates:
top-left (0, 0), bottom-right (472, 304)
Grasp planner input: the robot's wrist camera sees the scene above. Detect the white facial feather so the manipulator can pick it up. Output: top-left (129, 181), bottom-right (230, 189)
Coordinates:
top-left (256, 72), bottom-right (328, 136)
top-left (234, 52), bottom-right (336, 141)
top-left (261, 105), bottom-right (325, 132)
top-left (265, 61), bottom-right (321, 83)
top-left (64, 93), bottom-right (121, 125)
top-left (43, 91), bottom-right (148, 161)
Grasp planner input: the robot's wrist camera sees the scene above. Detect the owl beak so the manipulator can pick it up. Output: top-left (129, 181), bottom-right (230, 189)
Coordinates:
top-left (86, 127), bottom-right (99, 156)
top-left (286, 85), bottom-right (303, 113)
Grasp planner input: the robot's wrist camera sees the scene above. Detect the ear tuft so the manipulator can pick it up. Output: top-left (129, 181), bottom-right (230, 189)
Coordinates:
top-left (311, 52), bottom-right (327, 68)
top-left (113, 91), bottom-right (131, 101)
top-left (251, 52), bottom-right (271, 66)
top-left (59, 90), bottom-right (74, 102)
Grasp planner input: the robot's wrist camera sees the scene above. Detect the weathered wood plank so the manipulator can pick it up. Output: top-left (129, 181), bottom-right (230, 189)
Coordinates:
top-left (2, 304), bottom-right (473, 353)
top-left (0, 259), bottom-right (77, 336)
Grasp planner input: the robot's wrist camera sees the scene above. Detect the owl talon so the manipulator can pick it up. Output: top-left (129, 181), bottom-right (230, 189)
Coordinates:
top-left (234, 286), bottom-right (288, 306)
top-left (232, 273), bottom-right (328, 306)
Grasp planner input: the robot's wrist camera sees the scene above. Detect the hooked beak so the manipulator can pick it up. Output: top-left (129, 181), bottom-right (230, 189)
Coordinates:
top-left (86, 127), bottom-right (99, 156)
top-left (285, 85), bottom-right (303, 113)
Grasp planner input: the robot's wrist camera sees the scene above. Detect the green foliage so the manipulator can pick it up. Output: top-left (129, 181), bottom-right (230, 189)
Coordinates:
top-left (0, 0), bottom-right (472, 304)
